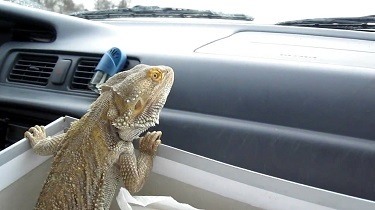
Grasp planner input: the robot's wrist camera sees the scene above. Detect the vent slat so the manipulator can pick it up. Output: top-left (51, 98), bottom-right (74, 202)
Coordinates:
top-left (74, 70), bottom-right (95, 74)
top-left (77, 64), bottom-right (98, 68)
top-left (15, 64), bottom-right (55, 70)
top-left (79, 60), bottom-right (100, 63)
top-left (13, 67), bottom-right (54, 72)
top-left (8, 78), bottom-right (48, 85)
top-left (71, 58), bottom-right (100, 91)
top-left (12, 69), bottom-right (52, 76)
top-left (18, 60), bottom-right (56, 66)
top-left (72, 81), bottom-right (90, 86)
top-left (73, 76), bottom-right (93, 80)
top-left (9, 73), bottom-right (50, 78)
top-left (8, 54), bottom-right (58, 86)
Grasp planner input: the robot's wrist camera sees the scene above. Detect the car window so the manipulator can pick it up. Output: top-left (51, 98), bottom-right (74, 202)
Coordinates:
top-left (4, 0), bottom-right (374, 25)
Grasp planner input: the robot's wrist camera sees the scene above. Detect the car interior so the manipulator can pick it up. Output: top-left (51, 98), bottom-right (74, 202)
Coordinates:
top-left (0, 0), bottom-right (374, 204)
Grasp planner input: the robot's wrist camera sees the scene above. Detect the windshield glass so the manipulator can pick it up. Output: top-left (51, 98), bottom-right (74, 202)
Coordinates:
top-left (4, 0), bottom-right (374, 24)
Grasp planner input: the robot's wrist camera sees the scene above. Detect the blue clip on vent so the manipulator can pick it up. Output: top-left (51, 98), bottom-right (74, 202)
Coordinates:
top-left (96, 47), bottom-right (126, 76)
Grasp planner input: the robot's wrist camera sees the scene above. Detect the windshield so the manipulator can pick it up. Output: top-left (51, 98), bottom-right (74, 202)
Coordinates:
top-left (4, 0), bottom-right (374, 24)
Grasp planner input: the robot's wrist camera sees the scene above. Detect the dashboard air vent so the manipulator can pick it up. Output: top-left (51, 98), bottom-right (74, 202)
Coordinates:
top-left (71, 58), bottom-right (100, 91)
top-left (8, 54), bottom-right (58, 86)
top-left (12, 28), bottom-right (56, 43)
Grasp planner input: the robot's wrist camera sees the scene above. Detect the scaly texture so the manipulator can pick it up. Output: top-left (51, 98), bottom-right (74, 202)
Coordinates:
top-left (24, 64), bottom-right (174, 210)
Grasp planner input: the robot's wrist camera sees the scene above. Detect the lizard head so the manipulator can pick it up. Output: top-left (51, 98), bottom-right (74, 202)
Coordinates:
top-left (100, 64), bottom-right (174, 140)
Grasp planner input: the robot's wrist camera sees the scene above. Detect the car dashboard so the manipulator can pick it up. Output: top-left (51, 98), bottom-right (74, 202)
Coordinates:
top-left (0, 1), bottom-right (374, 202)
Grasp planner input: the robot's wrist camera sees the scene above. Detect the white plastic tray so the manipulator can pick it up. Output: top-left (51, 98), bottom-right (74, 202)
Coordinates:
top-left (0, 116), bottom-right (374, 210)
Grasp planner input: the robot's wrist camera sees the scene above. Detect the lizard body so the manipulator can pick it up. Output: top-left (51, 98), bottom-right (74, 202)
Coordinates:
top-left (25, 64), bottom-right (174, 209)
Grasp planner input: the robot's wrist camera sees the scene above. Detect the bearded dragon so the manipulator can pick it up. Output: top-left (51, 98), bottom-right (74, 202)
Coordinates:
top-left (24, 64), bottom-right (174, 210)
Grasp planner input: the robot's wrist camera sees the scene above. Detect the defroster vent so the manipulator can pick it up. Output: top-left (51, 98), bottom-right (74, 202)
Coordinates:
top-left (71, 58), bottom-right (100, 91)
top-left (8, 54), bottom-right (58, 86)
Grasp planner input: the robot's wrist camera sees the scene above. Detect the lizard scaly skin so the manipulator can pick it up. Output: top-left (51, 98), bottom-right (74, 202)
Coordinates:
top-left (25, 64), bottom-right (174, 209)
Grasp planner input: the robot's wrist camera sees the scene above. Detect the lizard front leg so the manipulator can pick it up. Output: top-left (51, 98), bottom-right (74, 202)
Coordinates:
top-left (24, 125), bottom-right (65, 156)
top-left (119, 131), bottom-right (162, 193)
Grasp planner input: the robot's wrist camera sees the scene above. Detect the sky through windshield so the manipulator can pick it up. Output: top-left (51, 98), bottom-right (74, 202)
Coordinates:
top-left (5, 0), bottom-right (375, 23)
top-left (71, 0), bottom-right (375, 23)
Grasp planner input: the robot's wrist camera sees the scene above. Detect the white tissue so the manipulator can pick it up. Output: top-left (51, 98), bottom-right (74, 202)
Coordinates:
top-left (116, 188), bottom-right (200, 210)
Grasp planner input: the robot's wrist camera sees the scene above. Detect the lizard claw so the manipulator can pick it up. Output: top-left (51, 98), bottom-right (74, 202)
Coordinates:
top-left (25, 125), bottom-right (47, 146)
top-left (139, 131), bottom-right (162, 155)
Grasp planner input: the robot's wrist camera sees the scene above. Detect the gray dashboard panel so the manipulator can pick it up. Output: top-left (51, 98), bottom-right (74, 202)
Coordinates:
top-left (196, 31), bottom-right (375, 68)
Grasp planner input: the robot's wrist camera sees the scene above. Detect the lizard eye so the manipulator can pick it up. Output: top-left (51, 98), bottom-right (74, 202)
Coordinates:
top-left (147, 68), bottom-right (163, 82)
